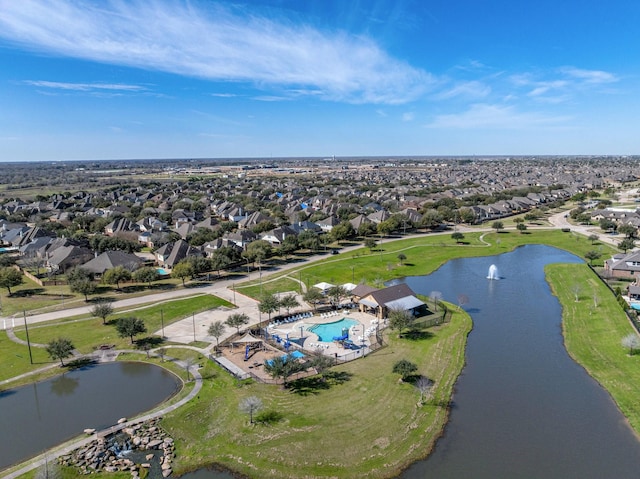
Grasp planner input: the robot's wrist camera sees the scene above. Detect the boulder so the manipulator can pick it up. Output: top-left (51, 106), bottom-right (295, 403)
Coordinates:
top-left (117, 417), bottom-right (128, 424)
top-left (84, 428), bottom-right (96, 435)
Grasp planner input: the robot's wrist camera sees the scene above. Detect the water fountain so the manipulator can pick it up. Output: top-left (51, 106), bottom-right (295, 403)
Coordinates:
top-left (487, 264), bottom-right (499, 280)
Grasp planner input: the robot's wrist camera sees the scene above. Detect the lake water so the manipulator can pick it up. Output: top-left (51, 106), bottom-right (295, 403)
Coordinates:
top-left (0, 361), bottom-right (180, 471)
top-left (398, 245), bottom-right (640, 478)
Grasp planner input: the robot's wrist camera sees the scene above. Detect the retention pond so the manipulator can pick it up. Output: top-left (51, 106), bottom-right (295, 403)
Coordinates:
top-left (0, 361), bottom-right (180, 471)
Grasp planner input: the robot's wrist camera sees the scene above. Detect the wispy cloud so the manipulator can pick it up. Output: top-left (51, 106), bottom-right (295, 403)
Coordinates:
top-left (433, 81), bottom-right (491, 100)
top-left (426, 103), bottom-right (571, 129)
top-left (0, 0), bottom-right (432, 104)
top-left (560, 67), bottom-right (618, 84)
top-left (23, 80), bottom-right (146, 92)
top-left (402, 112), bottom-right (415, 122)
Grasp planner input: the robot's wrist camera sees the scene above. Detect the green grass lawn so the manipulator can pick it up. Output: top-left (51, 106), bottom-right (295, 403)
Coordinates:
top-left (2, 294), bottom-right (231, 385)
top-left (547, 263), bottom-right (640, 432)
top-left (163, 308), bottom-right (471, 479)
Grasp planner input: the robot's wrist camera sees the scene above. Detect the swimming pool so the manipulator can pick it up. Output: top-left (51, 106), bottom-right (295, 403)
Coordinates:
top-left (308, 318), bottom-right (357, 342)
top-left (156, 268), bottom-right (169, 275)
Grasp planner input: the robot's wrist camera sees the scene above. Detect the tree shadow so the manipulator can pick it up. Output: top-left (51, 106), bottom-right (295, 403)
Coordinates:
top-left (288, 371), bottom-right (353, 396)
top-left (12, 288), bottom-right (45, 297)
top-left (88, 296), bottom-right (116, 304)
top-left (66, 357), bottom-right (97, 370)
top-left (136, 336), bottom-right (165, 349)
top-left (402, 330), bottom-right (434, 341)
top-left (120, 285), bottom-right (145, 294)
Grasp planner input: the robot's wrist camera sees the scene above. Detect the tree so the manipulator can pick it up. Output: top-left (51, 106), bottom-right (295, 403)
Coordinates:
top-left (171, 261), bottom-right (194, 286)
top-left (210, 253), bottom-right (231, 277)
top-left (491, 221), bottom-right (504, 233)
top-left (326, 285), bottom-right (348, 307)
top-left (414, 376), bottom-right (434, 405)
top-left (397, 253), bottom-right (407, 265)
top-left (331, 221), bottom-right (356, 244)
top-left (303, 288), bottom-right (324, 312)
top-left (457, 293), bottom-right (469, 310)
top-left (91, 301), bottom-right (114, 325)
top-left (451, 232), bottom-right (465, 243)
top-left (208, 321), bottom-right (226, 348)
top-left (258, 294), bottom-right (280, 322)
top-left (429, 291), bottom-right (443, 311)
top-left (103, 266), bottom-right (132, 289)
top-left (225, 312), bottom-right (250, 334)
top-left (588, 234), bottom-right (599, 244)
top-left (392, 359), bottom-right (418, 381)
top-left (619, 238), bottom-right (635, 253)
top-left (571, 284), bottom-right (581, 302)
top-left (516, 223), bottom-right (527, 234)
top-left (618, 224), bottom-right (637, 238)
top-left (242, 240), bottom-right (272, 267)
top-left (45, 337), bottom-right (75, 366)
top-left (599, 218), bottom-right (617, 232)
top-left (364, 237), bottom-right (377, 252)
top-left (115, 316), bottom-right (147, 344)
top-left (279, 294), bottom-right (299, 315)
top-left (280, 235), bottom-right (299, 258)
top-left (69, 278), bottom-right (97, 301)
top-left (621, 333), bottom-right (640, 355)
top-left (263, 355), bottom-right (303, 387)
top-left (239, 396), bottom-right (263, 424)
top-left (308, 351), bottom-right (335, 380)
top-left (388, 308), bottom-right (413, 337)
top-left (458, 207), bottom-right (476, 224)
top-left (133, 266), bottom-right (160, 287)
top-left (0, 266), bottom-right (23, 295)
top-left (584, 250), bottom-right (602, 265)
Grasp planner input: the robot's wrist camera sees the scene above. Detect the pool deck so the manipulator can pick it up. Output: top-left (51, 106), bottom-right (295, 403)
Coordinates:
top-left (268, 310), bottom-right (383, 360)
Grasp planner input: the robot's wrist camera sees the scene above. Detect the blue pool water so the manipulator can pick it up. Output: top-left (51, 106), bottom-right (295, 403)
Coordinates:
top-left (631, 303), bottom-right (640, 311)
top-left (265, 351), bottom-right (305, 366)
top-left (308, 318), bottom-right (357, 342)
top-left (156, 268), bottom-right (169, 275)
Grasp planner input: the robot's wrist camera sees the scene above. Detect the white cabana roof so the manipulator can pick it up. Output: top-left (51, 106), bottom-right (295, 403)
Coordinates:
top-left (342, 282), bottom-right (357, 291)
top-left (385, 295), bottom-right (425, 311)
top-left (313, 282), bottom-right (335, 293)
top-left (232, 333), bottom-right (262, 344)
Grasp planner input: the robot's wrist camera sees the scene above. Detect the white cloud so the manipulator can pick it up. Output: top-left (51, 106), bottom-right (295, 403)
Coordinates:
top-left (434, 81), bottom-right (491, 100)
top-left (402, 112), bottom-right (415, 122)
top-left (23, 80), bottom-right (146, 92)
top-left (0, 0), bottom-right (432, 104)
top-left (560, 67), bottom-right (618, 84)
top-left (426, 103), bottom-right (571, 129)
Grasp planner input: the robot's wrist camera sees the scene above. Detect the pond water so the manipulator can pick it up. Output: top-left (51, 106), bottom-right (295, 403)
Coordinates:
top-left (398, 245), bottom-right (640, 478)
top-left (0, 361), bottom-right (180, 471)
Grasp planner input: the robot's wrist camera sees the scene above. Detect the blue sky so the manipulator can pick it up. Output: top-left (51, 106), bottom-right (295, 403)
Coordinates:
top-left (0, 0), bottom-right (638, 161)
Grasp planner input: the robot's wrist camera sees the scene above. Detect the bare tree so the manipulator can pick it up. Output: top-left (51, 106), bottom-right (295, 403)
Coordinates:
top-left (457, 293), bottom-right (469, 311)
top-left (239, 395), bottom-right (263, 424)
top-left (592, 292), bottom-right (599, 308)
top-left (621, 334), bottom-right (640, 355)
top-left (430, 291), bottom-right (443, 311)
top-left (571, 284), bottom-right (581, 302)
top-left (414, 376), bottom-right (434, 405)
